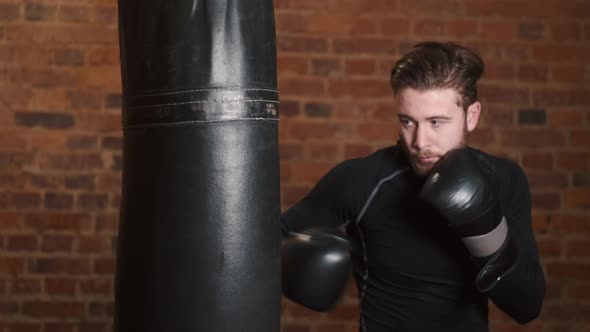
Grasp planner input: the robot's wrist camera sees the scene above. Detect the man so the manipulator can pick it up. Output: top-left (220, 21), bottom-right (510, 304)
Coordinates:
top-left (281, 42), bottom-right (545, 331)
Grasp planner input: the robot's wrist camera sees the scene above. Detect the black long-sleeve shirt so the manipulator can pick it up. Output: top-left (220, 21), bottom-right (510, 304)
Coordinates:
top-left (282, 145), bottom-right (545, 332)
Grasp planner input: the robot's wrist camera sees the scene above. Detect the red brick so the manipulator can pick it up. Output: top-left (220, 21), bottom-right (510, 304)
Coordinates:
top-left (64, 175), bottom-right (95, 190)
top-left (94, 257), bottom-right (116, 274)
top-left (25, 213), bottom-right (92, 232)
top-left (276, 0), bottom-right (398, 13)
top-left (57, 5), bottom-right (89, 23)
top-left (333, 38), bottom-right (396, 55)
top-left (309, 143), bottom-right (340, 161)
top-left (531, 192), bottom-right (561, 210)
top-left (45, 278), bottom-right (76, 295)
top-left (566, 239), bottom-right (590, 258)
top-left (541, 303), bottom-right (590, 321)
top-left (479, 84), bottom-right (529, 104)
top-left (77, 193), bottom-right (108, 210)
top-left (344, 144), bottom-right (373, 159)
top-left (310, 58), bottom-right (341, 76)
top-left (79, 279), bottom-right (111, 295)
top-left (552, 23), bottom-right (582, 41)
top-left (533, 88), bottom-right (590, 107)
top-left (527, 172), bottom-right (568, 190)
top-left (68, 90), bottom-right (103, 109)
top-left (399, 0), bottom-right (465, 16)
top-left (549, 110), bottom-right (584, 127)
top-left (6, 235), bottom-right (38, 252)
top-left (481, 22), bottom-right (515, 41)
top-left (522, 152), bottom-right (554, 170)
top-left (7, 322), bottom-right (41, 332)
top-left (279, 78), bottom-right (325, 97)
top-left (0, 3), bottom-right (20, 21)
top-left (25, 3), bottom-right (57, 21)
top-left (31, 258), bottom-right (90, 275)
top-left (277, 36), bottom-right (328, 53)
top-left (87, 47), bottom-right (119, 66)
top-left (6, 24), bottom-right (117, 45)
top-left (500, 129), bottom-right (565, 148)
top-left (280, 161), bottom-right (291, 182)
top-left (414, 19), bottom-right (446, 36)
top-left (15, 112), bottom-right (74, 129)
top-left (277, 56), bottom-right (307, 75)
top-left (39, 153), bottom-right (104, 171)
top-left (532, 45), bottom-right (590, 64)
top-left (446, 19), bottom-right (478, 38)
top-left (552, 66), bottom-right (585, 84)
top-left (0, 211), bottom-right (22, 229)
top-left (78, 235), bottom-right (110, 253)
top-left (0, 257), bottom-right (26, 274)
top-left (10, 192), bottom-right (42, 209)
top-left (547, 263), bottom-right (590, 281)
top-left (356, 123), bottom-right (396, 141)
top-left (281, 323), bottom-right (310, 332)
top-left (481, 106), bottom-right (515, 127)
top-left (22, 301), bottom-right (84, 318)
top-left (290, 122), bottom-right (351, 141)
top-left (275, 13), bottom-right (307, 33)
top-left (537, 238), bottom-right (561, 258)
top-left (0, 301), bottom-right (18, 315)
top-left (77, 112), bottom-right (121, 132)
top-left (570, 130), bottom-right (590, 148)
top-left (345, 58), bottom-right (375, 76)
top-left (41, 235), bottom-right (74, 253)
top-left (559, 214), bottom-right (590, 235)
top-left (556, 152), bottom-right (589, 170)
top-left (292, 161), bottom-right (335, 184)
top-left (78, 322), bottom-right (108, 332)
top-left (93, 6), bottom-right (117, 24)
top-left (350, 18), bottom-right (377, 35)
top-left (329, 79), bottom-right (391, 98)
top-left (517, 64), bottom-right (548, 82)
top-left (517, 22), bottom-right (545, 41)
top-left (566, 284), bottom-right (590, 301)
top-left (307, 15), bottom-right (351, 34)
top-left (44, 193), bottom-right (74, 210)
top-left (466, 1), bottom-right (590, 19)
top-left (379, 18), bottom-right (410, 36)
top-left (12, 278), bottom-right (42, 294)
top-left (43, 323), bottom-right (76, 332)
top-left (96, 213), bottom-right (119, 233)
top-left (563, 190), bottom-right (590, 209)
top-left (468, 127), bottom-right (494, 147)
top-left (54, 49), bottom-right (84, 66)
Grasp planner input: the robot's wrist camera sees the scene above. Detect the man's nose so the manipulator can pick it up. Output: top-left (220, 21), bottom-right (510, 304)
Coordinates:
top-left (412, 125), bottom-right (429, 150)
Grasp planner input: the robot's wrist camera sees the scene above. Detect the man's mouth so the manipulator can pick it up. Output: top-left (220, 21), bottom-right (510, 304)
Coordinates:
top-left (414, 156), bottom-right (439, 164)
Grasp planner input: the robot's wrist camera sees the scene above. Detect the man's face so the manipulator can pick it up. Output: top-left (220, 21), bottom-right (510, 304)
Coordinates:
top-left (395, 88), bottom-right (481, 176)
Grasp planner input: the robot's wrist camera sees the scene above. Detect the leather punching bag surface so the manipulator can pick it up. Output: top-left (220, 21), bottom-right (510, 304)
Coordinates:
top-left (114, 1), bottom-right (280, 332)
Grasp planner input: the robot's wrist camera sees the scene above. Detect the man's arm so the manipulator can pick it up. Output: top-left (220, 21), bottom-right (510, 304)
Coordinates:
top-left (281, 159), bottom-right (360, 233)
top-left (484, 163), bottom-right (545, 324)
top-left (420, 149), bottom-right (545, 324)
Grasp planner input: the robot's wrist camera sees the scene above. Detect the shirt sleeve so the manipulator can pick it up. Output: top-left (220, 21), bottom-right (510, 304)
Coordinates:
top-left (486, 162), bottom-right (546, 324)
top-left (281, 159), bottom-right (362, 234)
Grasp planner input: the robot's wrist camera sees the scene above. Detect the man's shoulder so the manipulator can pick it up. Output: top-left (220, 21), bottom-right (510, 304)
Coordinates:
top-left (334, 145), bottom-right (406, 174)
top-left (468, 147), bottom-right (528, 184)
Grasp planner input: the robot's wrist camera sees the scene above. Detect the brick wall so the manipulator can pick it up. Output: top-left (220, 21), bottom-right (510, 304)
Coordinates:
top-left (0, 0), bottom-right (589, 331)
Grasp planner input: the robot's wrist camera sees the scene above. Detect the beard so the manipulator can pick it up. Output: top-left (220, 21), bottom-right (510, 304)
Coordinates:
top-left (400, 128), bottom-right (468, 177)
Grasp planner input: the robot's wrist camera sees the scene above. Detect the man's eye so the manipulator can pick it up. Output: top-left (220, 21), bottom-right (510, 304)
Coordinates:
top-left (431, 119), bottom-right (443, 126)
top-left (399, 118), bottom-right (413, 126)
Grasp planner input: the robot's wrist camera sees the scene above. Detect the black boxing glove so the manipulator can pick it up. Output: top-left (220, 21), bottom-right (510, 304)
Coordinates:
top-left (420, 148), bottom-right (519, 292)
top-left (281, 226), bottom-right (351, 312)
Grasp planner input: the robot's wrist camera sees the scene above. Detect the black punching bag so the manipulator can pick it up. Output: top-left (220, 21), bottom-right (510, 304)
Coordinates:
top-left (114, 1), bottom-right (280, 332)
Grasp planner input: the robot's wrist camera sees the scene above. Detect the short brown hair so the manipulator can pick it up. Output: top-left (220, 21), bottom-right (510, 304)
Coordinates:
top-left (390, 42), bottom-right (484, 110)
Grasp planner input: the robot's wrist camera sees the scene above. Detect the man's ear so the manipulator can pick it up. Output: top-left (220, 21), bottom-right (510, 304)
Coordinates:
top-left (466, 101), bottom-right (481, 132)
